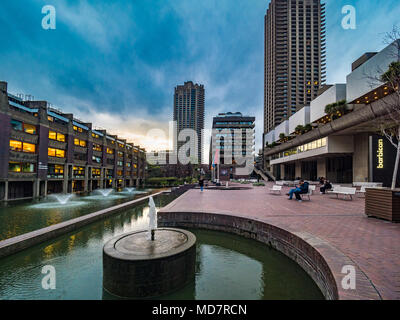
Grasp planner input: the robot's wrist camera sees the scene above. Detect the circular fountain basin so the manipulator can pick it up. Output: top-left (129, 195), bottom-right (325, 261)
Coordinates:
top-left (103, 228), bottom-right (196, 298)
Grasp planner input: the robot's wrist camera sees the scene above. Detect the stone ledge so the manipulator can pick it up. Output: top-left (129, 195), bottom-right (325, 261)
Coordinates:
top-left (157, 211), bottom-right (381, 300)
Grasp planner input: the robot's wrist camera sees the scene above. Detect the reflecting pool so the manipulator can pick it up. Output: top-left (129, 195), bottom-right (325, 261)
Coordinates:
top-left (0, 188), bottom-right (157, 240)
top-left (0, 193), bottom-right (323, 300)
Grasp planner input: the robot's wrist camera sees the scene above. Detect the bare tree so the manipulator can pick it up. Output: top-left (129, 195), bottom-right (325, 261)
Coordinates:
top-left (366, 26), bottom-right (400, 189)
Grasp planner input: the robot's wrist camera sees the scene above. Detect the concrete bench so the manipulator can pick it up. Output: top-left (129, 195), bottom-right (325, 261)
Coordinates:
top-left (329, 186), bottom-right (357, 200)
top-left (269, 185), bottom-right (282, 194)
top-left (299, 185), bottom-right (316, 201)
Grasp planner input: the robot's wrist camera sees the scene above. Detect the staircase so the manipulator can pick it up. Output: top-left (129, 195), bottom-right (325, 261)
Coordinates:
top-left (254, 166), bottom-right (276, 182)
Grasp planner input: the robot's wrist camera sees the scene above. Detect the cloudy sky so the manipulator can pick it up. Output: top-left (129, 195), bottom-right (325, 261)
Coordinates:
top-left (1, 0), bottom-right (399, 163)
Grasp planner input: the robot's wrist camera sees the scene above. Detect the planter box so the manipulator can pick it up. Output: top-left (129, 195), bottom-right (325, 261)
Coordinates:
top-left (365, 188), bottom-right (400, 222)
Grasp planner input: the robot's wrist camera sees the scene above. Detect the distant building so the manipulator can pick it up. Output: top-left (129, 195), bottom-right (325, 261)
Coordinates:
top-left (210, 112), bottom-right (255, 181)
top-left (0, 81), bottom-right (146, 201)
top-left (173, 81), bottom-right (205, 164)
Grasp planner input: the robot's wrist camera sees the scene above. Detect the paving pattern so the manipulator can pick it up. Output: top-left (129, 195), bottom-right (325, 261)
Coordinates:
top-left (160, 183), bottom-right (400, 300)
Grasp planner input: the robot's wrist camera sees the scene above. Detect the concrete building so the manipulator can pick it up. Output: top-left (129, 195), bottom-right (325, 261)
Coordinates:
top-left (264, 0), bottom-right (326, 134)
top-left (263, 40), bottom-right (400, 187)
top-left (173, 81), bottom-right (205, 164)
top-left (210, 112), bottom-right (255, 181)
top-left (0, 81), bottom-right (147, 201)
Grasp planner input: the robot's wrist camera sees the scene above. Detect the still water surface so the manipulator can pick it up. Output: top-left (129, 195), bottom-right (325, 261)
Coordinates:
top-left (0, 194), bottom-right (323, 300)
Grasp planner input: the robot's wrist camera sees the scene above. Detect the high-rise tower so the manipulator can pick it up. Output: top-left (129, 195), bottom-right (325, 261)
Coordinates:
top-left (173, 81), bottom-right (205, 164)
top-left (264, 0), bottom-right (326, 134)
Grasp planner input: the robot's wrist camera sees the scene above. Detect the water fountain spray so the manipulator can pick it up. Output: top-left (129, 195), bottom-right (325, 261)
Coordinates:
top-left (148, 196), bottom-right (157, 241)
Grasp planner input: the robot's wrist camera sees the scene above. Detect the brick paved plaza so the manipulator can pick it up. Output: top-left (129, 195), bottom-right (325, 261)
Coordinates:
top-left (160, 182), bottom-right (400, 300)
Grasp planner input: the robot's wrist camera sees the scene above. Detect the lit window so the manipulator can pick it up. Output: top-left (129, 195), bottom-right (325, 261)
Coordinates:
top-left (23, 143), bottom-right (36, 153)
top-left (49, 131), bottom-right (57, 140)
top-left (74, 138), bottom-right (87, 147)
top-left (49, 131), bottom-right (66, 142)
top-left (10, 140), bottom-right (22, 151)
top-left (48, 148), bottom-right (65, 158)
top-left (106, 148), bottom-right (114, 154)
top-left (9, 162), bottom-right (21, 172)
top-left (48, 116), bottom-right (54, 122)
top-left (23, 123), bottom-right (36, 135)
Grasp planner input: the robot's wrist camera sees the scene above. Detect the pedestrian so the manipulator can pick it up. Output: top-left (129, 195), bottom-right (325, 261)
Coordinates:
top-left (199, 176), bottom-right (204, 192)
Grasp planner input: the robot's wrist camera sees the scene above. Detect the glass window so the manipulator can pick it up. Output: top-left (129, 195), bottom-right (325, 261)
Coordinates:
top-left (321, 138), bottom-right (327, 147)
top-left (23, 142), bottom-right (36, 153)
top-left (92, 156), bottom-right (101, 163)
top-left (93, 144), bottom-right (102, 152)
top-left (49, 131), bottom-right (66, 142)
top-left (49, 131), bottom-right (57, 140)
top-left (74, 138), bottom-right (87, 147)
top-left (56, 149), bottom-right (65, 158)
top-left (10, 140), bottom-right (22, 151)
top-left (23, 123), bottom-right (36, 135)
top-left (11, 120), bottom-right (23, 131)
top-left (48, 148), bottom-right (65, 158)
top-left (48, 116), bottom-right (54, 122)
top-left (9, 162), bottom-right (21, 172)
top-left (22, 163), bottom-right (35, 173)
top-left (106, 148), bottom-right (114, 154)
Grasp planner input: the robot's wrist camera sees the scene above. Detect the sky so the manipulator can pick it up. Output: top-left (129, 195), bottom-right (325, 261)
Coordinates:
top-left (1, 0), bottom-right (400, 163)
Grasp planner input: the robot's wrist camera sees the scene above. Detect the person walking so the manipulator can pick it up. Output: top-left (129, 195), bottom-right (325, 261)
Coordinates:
top-left (199, 176), bottom-right (204, 192)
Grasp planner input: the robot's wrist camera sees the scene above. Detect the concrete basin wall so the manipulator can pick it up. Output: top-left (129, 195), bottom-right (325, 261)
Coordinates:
top-left (158, 211), bottom-right (380, 300)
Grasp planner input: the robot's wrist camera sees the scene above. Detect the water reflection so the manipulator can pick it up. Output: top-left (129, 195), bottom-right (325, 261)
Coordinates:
top-left (0, 194), bottom-right (323, 300)
top-left (0, 188), bottom-right (156, 240)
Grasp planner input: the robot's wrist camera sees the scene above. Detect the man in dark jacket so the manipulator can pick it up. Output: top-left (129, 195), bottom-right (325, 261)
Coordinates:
top-left (294, 180), bottom-right (309, 202)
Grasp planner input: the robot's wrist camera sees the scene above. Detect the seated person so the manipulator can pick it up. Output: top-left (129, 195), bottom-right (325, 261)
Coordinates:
top-left (287, 180), bottom-right (308, 200)
top-left (320, 179), bottom-right (332, 194)
top-left (294, 180), bottom-right (309, 202)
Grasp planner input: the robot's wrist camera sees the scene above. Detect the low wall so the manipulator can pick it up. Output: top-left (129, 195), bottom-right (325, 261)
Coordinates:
top-left (0, 191), bottom-right (167, 259)
top-left (158, 211), bottom-right (381, 300)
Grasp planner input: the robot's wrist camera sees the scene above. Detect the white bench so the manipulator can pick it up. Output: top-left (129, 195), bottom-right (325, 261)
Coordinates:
top-left (299, 185), bottom-right (316, 201)
top-left (353, 182), bottom-right (383, 187)
top-left (269, 185), bottom-right (282, 194)
top-left (329, 186), bottom-right (357, 200)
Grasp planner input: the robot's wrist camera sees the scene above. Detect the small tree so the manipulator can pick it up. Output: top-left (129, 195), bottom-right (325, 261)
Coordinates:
top-left (368, 26), bottom-right (400, 189)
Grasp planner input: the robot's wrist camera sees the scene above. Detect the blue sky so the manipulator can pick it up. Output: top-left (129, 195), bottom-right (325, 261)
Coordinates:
top-left (0, 0), bottom-right (399, 161)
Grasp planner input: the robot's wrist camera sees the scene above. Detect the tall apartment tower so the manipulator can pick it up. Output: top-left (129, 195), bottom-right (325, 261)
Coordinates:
top-left (173, 81), bottom-right (205, 164)
top-left (264, 0), bottom-right (326, 134)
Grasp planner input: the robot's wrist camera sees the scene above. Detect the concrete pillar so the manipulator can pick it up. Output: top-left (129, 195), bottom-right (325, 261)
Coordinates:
top-left (100, 168), bottom-right (104, 189)
top-left (353, 133), bottom-right (369, 183)
top-left (33, 179), bottom-right (40, 198)
top-left (317, 158), bottom-right (326, 179)
top-left (280, 164), bottom-right (285, 180)
top-left (84, 166), bottom-right (89, 192)
top-left (44, 180), bottom-right (48, 196)
top-left (63, 164), bottom-right (69, 194)
top-left (4, 181), bottom-right (8, 201)
top-left (295, 162), bottom-right (301, 179)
